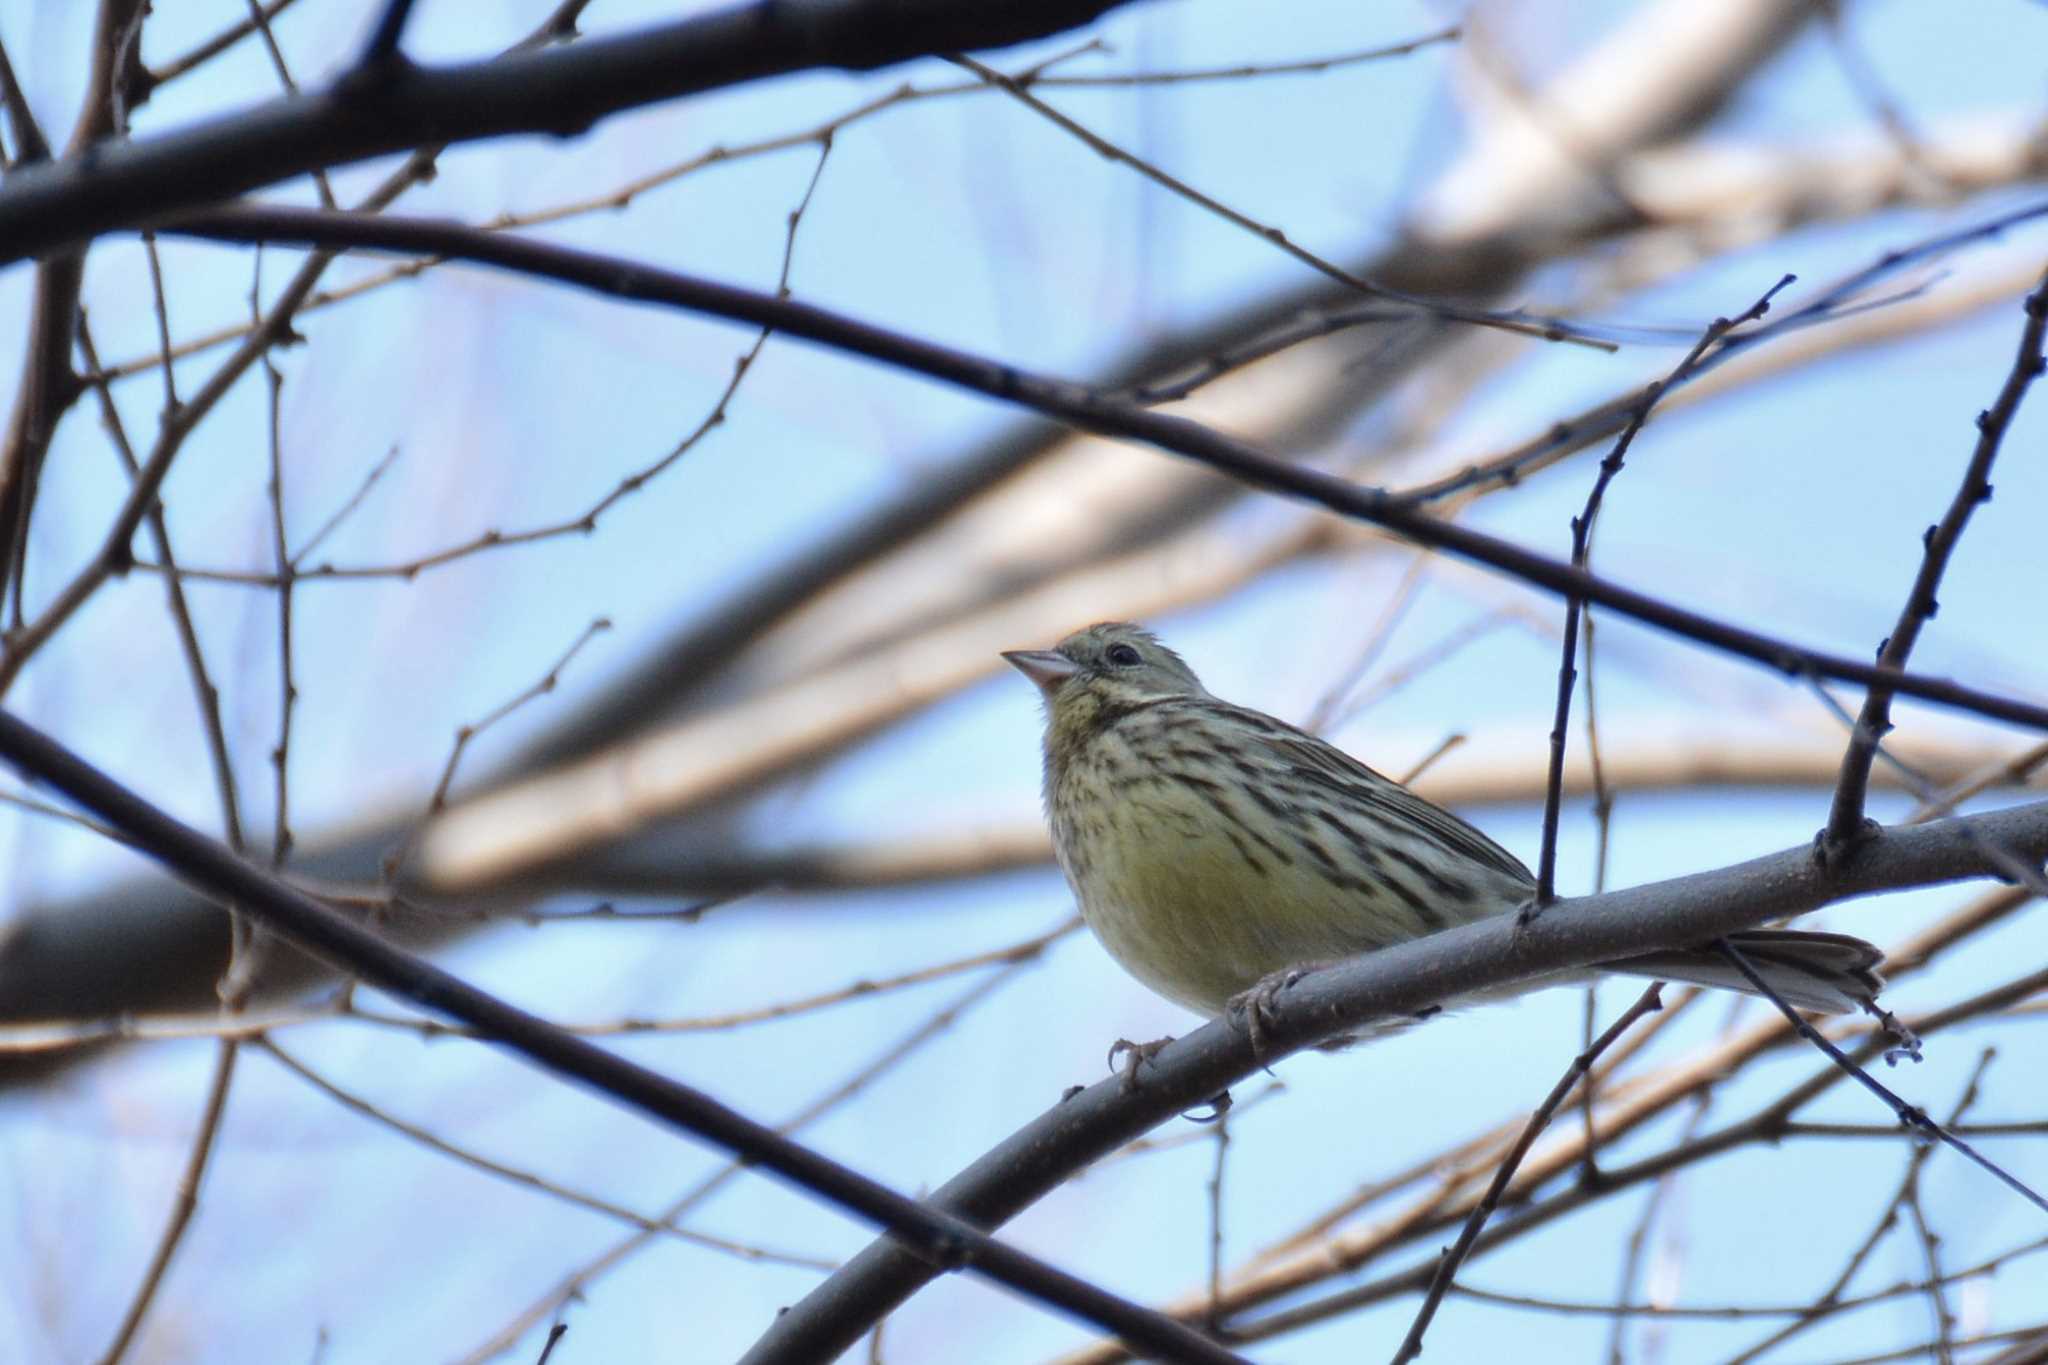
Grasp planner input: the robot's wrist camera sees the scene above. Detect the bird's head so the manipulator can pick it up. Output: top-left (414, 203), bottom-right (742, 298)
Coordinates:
top-left (1002, 622), bottom-right (1207, 747)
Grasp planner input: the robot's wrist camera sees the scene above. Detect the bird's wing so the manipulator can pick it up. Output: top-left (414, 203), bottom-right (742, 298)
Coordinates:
top-left (1253, 711), bottom-right (1535, 886)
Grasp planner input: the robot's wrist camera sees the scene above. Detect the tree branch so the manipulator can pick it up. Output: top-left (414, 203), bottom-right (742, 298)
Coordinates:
top-left (740, 800), bottom-right (2048, 1363)
top-left (164, 204), bottom-right (2048, 745)
top-left (0, 0), bottom-right (1137, 264)
top-left (0, 704), bottom-right (1253, 1365)
top-left (1822, 267), bottom-right (2048, 854)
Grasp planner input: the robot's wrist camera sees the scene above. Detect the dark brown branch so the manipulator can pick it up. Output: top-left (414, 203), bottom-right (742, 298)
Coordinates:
top-left (0, 706), bottom-right (1247, 1365)
top-left (0, 0), bottom-right (1138, 264)
top-left (160, 205), bottom-right (2048, 741)
top-left (0, 0), bottom-right (147, 616)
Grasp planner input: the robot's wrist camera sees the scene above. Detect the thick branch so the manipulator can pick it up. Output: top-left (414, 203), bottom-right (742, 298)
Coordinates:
top-left (159, 210), bottom-right (2048, 754)
top-left (0, 705), bottom-right (1245, 1365)
top-left (741, 799), bottom-right (2048, 1363)
top-left (0, 0), bottom-right (1135, 264)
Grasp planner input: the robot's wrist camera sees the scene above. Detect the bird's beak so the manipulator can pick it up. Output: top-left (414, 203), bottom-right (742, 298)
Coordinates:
top-left (1002, 648), bottom-right (1080, 696)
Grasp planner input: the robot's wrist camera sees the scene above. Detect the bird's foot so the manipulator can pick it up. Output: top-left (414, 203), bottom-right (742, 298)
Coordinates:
top-left (1229, 962), bottom-right (1330, 1069)
top-left (1864, 1001), bottom-right (1924, 1066)
top-left (1107, 1036), bottom-right (1176, 1093)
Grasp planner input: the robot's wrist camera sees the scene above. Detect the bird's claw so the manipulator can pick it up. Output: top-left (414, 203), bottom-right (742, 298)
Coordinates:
top-left (1863, 1001), bottom-right (1923, 1066)
top-left (1107, 1036), bottom-right (1175, 1092)
top-left (1229, 966), bottom-right (1316, 1071)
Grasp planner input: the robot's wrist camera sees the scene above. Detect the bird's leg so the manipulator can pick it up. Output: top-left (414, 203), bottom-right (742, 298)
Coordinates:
top-left (1107, 1036), bottom-right (1176, 1093)
top-left (1229, 960), bottom-right (1336, 1068)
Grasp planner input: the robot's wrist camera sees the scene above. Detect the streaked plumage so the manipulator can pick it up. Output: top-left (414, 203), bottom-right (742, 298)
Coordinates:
top-left (1005, 622), bottom-right (1883, 1023)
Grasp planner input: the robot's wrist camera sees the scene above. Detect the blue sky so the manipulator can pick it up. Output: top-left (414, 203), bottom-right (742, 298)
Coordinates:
top-left (2, 1), bottom-right (2047, 1362)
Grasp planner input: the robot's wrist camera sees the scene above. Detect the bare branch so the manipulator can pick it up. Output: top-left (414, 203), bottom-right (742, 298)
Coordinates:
top-left (0, 0), bottom-right (1143, 264)
top-left (1392, 983), bottom-right (1665, 1364)
top-left (1822, 268), bottom-right (2048, 852)
top-left (741, 803), bottom-right (2048, 1363)
top-left (0, 705), bottom-right (1247, 1365)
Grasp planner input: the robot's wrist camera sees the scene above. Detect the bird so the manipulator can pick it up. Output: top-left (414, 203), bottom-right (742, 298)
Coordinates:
top-left (1003, 621), bottom-right (1884, 1046)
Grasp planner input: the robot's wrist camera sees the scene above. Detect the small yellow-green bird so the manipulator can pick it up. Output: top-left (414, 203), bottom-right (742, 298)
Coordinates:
top-left (1004, 621), bottom-right (1883, 1029)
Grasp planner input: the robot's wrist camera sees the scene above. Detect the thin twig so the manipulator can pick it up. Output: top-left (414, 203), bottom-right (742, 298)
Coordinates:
top-left (147, 0), bottom-right (303, 87)
top-left (288, 446), bottom-right (400, 564)
top-left (947, 52), bottom-right (1612, 352)
top-left (1603, 1094), bottom-right (1711, 1364)
top-left (1301, 552), bottom-right (1430, 733)
top-left (242, 0), bottom-right (338, 210)
top-left (1324, 612), bottom-right (1512, 736)
top-left (1906, 739), bottom-right (2048, 823)
top-left (1390, 983), bottom-right (1665, 1364)
top-left (1398, 207), bottom-right (2048, 508)
top-left (1822, 267), bottom-right (2048, 853)
top-left (0, 0), bottom-right (143, 629)
top-left (1901, 1180), bottom-right (1955, 1365)
top-left (73, 234), bottom-right (256, 1365)
top-left (1714, 939), bottom-right (2048, 1217)
top-left (1450, 1231), bottom-right (2048, 1320)
top-left (356, 0), bottom-right (420, 68)
top-left (165, 210), bottom-right (2048, 770)
top-left (1205, 1108), bottom-right (1231, 1328)
top-left (256, 250), bottom-right (297, 871)
top-left (350, 916), bottom-right (1080, 1038)
top-left (95, 32), bottom-right (1459, 387)
top-left (96, 1040), bottom-right (239, 1365)
top-left (1725, 1047), bottom-right (1995, 1363)
top-left (1530, 275), bottom-right (1792, 907)
top-left (383, 615), bottom-right (612, 882)
top-left (257, 1037), bottom-right (835, 1270)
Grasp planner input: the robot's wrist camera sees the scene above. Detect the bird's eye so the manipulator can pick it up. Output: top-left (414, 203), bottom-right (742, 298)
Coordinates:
top-left (1105, 643), bottom-right (1143, 667)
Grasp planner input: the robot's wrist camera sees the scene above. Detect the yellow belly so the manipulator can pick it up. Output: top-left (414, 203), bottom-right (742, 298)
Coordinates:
top-left (1057, 776), bottom-right (1467, 1017)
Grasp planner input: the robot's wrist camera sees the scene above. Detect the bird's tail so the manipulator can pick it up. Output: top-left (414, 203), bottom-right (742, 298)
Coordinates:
top-left (1601, 929), bottom-right (1884, 1014)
